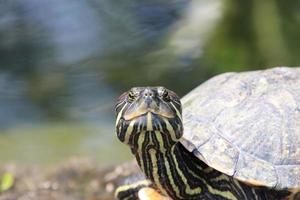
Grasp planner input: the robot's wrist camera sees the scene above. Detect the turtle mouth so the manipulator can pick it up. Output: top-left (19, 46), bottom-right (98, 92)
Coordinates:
top-left (123, 104), bottom-right (176, 121)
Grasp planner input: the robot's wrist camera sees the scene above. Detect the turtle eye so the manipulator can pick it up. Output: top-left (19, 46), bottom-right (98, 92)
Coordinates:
top-left (162, 89), bottom-right (170, 101)
top-left (127, 91), bottom-right (136, 102)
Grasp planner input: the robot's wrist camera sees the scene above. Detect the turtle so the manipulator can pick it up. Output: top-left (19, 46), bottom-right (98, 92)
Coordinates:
top-left (114, 67), bottom-right (300, 200)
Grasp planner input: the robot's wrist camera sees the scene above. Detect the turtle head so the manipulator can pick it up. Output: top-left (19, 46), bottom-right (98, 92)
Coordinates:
top-left (114, 87), bottom-right (183, 150)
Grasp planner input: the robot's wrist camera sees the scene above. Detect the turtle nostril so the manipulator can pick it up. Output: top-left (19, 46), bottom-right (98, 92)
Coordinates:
top-left (143, 89), bottom-right (154, 98)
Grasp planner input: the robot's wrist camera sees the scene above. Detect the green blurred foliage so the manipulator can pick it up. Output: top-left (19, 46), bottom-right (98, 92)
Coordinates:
top-left (202, 0), bottom-right (299, 74)
top-left (0, 172), bottom-right (14, 192)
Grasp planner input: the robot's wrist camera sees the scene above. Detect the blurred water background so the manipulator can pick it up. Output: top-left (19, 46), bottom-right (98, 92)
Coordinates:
top-left (0, 0), bottom-right (299, 166)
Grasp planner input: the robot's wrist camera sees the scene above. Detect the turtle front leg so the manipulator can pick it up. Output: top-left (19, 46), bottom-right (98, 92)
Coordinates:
top-left (115, 179), bottom-right (151, 200)
top-left (138, 187), bottom-right (170, 200)
top-left (115, 179), bottom-right (169, 200)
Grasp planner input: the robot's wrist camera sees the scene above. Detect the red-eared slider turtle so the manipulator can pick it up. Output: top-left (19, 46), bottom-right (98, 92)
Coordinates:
top-left (114, 67), bottom-right (300, 200)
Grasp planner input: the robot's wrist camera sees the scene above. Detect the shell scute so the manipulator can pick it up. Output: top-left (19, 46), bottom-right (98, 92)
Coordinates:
top-left (197, 133), bottom-right (239, 176)
top-left (275, 165), bottom-right (300, 189)
top-left (234, 153), bottom-right (278, 188)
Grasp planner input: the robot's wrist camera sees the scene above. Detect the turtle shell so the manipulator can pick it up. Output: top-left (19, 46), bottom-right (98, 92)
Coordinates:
top-left (180, 67), bottom-right (300, 190)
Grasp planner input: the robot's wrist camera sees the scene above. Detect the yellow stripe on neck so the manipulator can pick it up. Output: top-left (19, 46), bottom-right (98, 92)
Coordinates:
top-left (147, 112), bottom-right (153, 131)
top-left (124, 119), bottom-right (136, 144)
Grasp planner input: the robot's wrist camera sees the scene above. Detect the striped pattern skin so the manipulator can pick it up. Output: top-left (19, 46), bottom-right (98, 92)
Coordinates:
top-left (115, 87), bottom-right (290, 200)
top-left (115, 179), bottom-right (153, 200)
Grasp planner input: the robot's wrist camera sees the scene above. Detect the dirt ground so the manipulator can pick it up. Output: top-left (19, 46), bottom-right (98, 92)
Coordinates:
top-left (0, 158), bottom-right (140, 200)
